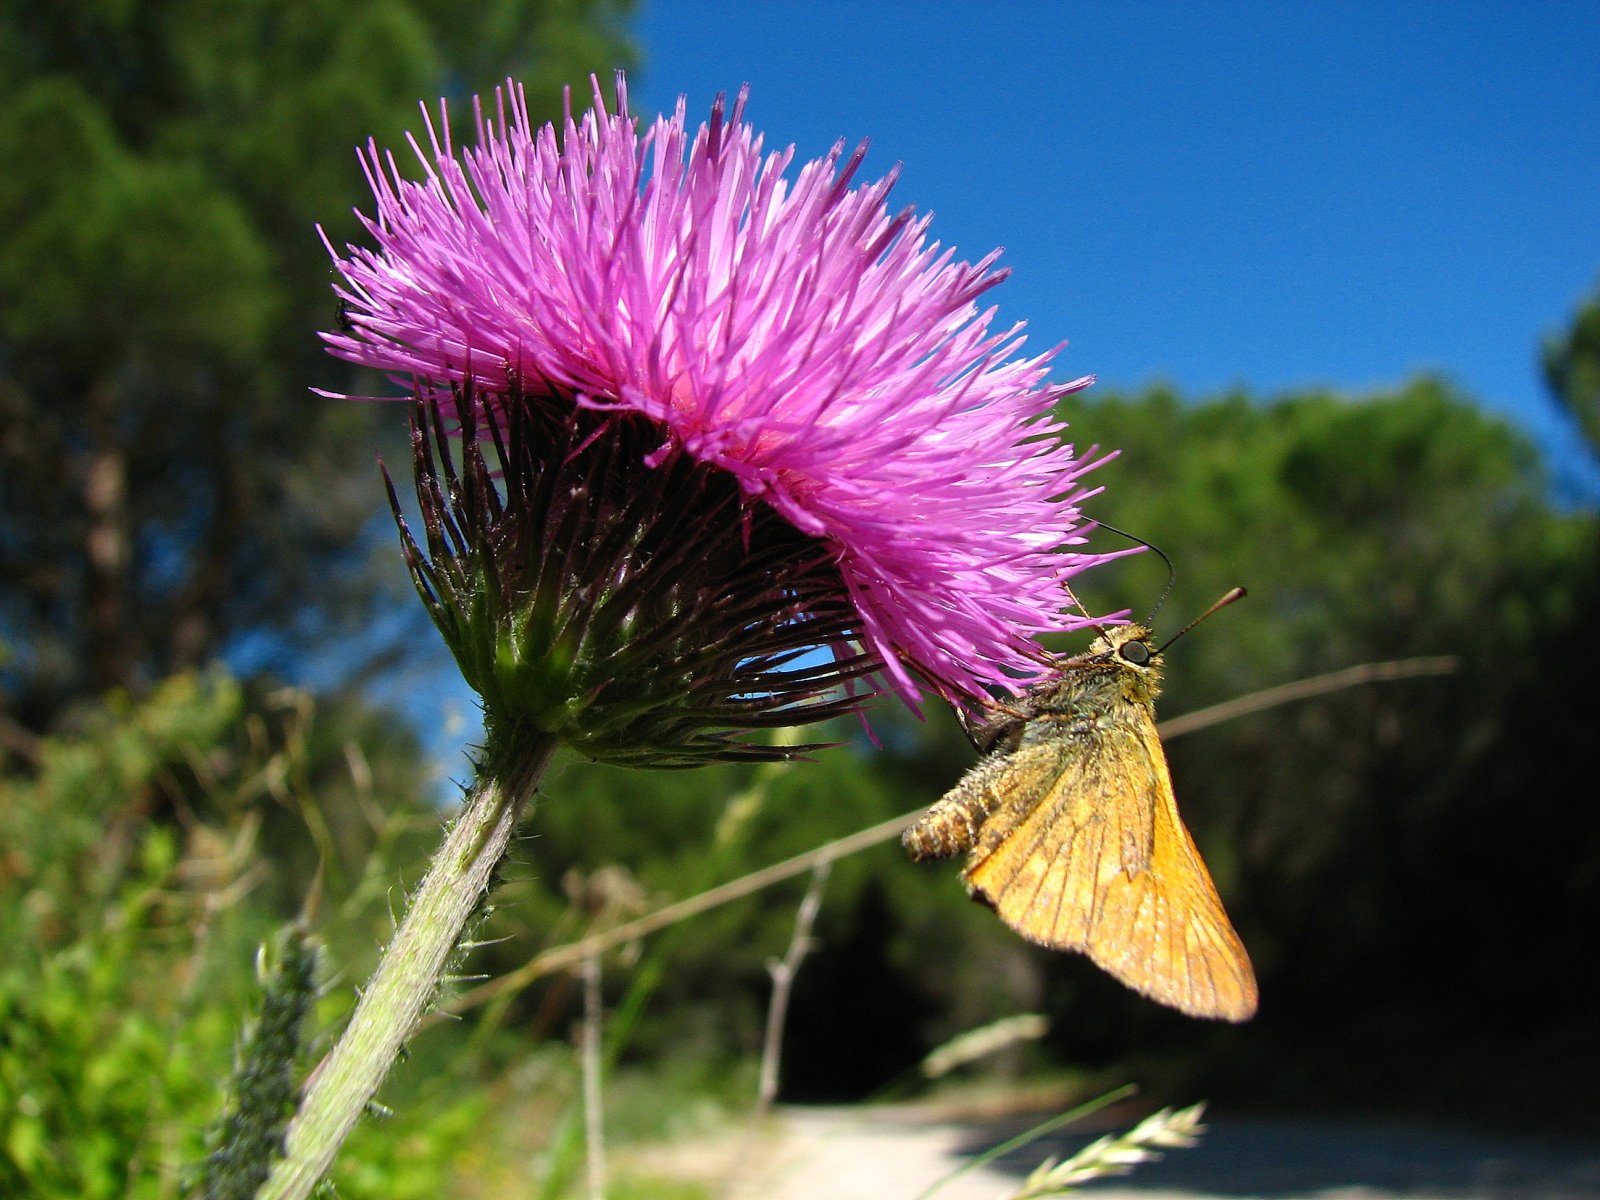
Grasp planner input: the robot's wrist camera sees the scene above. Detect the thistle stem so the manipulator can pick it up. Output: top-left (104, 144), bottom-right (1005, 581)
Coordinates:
top-left (258, 723), bottom-right (556, 1200)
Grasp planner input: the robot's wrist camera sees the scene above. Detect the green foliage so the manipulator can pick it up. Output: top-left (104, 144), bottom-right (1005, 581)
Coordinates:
top-left (330, 1088), bottom-right (495, 1200)
top-left (1, 671), bottom-right (248, 950)
top-left (1, 847), bottom-right (219, 1197)
top-left (1, 675), bottom-right (267, 1197)
top-left (0, 671), bottom-right (482, 1197)
top-left (0, 0), bottom-right (637, 716)
top-left (1543, 282), bottom-right (1600, 454)
top-left (1039, 380), bottom-right (1600, 1105)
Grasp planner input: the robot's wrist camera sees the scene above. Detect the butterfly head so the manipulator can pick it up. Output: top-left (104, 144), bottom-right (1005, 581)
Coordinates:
top-left (1086, 622), bottom-right (1159, 663)
top-left (1081, 623), bottom-right (1164, 702)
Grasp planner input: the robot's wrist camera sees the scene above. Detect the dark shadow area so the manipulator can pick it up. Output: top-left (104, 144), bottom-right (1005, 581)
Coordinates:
top-left (778, 882), bottom-right (940, 1101)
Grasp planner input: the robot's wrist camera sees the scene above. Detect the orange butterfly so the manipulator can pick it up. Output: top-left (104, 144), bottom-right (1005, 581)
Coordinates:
top-left (904, 617), bottom-right (1257, 1022)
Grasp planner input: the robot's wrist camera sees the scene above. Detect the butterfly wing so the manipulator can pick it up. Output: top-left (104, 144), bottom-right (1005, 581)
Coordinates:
top-left (963, 712), bottom-right (1258, 1022)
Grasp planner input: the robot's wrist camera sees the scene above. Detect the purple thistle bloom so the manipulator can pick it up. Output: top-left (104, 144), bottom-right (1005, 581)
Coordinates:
top-left (324, 73), bottom-right (1116, 707)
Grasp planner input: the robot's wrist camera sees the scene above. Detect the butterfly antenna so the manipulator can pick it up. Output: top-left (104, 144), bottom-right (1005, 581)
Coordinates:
top-left (1094, 520), bottom-right (1177, 621)
top-left (1154, 586), bottom-right (1247, 656)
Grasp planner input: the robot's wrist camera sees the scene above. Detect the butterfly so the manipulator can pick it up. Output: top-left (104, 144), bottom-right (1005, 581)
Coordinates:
top-left (903, 613), bottom-right (1258, 1022)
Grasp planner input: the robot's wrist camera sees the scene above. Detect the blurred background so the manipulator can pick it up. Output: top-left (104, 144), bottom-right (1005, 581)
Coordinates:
top-left (3, 3), bottom-right (1597, 1197)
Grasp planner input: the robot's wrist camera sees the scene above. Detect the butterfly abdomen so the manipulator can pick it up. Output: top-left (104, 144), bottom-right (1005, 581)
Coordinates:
top-left (902, 753), bottom-right (1012, 861)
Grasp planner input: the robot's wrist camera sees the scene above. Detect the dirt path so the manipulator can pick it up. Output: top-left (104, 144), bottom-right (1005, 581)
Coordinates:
top-left (630, 1104), bottom-right (1600, 1199)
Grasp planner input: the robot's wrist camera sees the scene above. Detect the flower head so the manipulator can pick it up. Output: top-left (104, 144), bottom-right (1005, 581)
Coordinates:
top-left (325, 73), bottom-right (1116, 735)
top-left (386, 386), bottom-right (880, 764)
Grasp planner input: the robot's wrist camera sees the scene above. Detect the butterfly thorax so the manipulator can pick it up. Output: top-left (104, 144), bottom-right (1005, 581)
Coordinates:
top-left (1022, 624), bottom-right (1163, 735)
top-left (905, 626), bottom-right (1165, 859)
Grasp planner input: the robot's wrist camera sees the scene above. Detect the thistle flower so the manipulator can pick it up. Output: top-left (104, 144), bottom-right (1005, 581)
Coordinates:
top-left (324, 72), bottom-right (1115, 755)
top-left (260, 74), bottom-right (1126, 1200)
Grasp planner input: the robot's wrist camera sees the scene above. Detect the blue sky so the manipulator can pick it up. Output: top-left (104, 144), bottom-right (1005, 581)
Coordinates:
top-left (632, 2), bottom-right (1600, 498)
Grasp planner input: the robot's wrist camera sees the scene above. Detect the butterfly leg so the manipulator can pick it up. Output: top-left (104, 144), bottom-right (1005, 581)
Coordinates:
top-left (955, 697), bottom-right (1032, 754)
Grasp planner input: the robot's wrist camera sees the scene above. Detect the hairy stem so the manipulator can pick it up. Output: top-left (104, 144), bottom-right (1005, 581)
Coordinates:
top-left (258, 723), bottom-right (556, 1200)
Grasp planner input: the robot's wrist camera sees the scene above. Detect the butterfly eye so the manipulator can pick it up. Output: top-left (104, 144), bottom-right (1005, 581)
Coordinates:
top-left (1119, 640), bottom-right (1152, 666)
